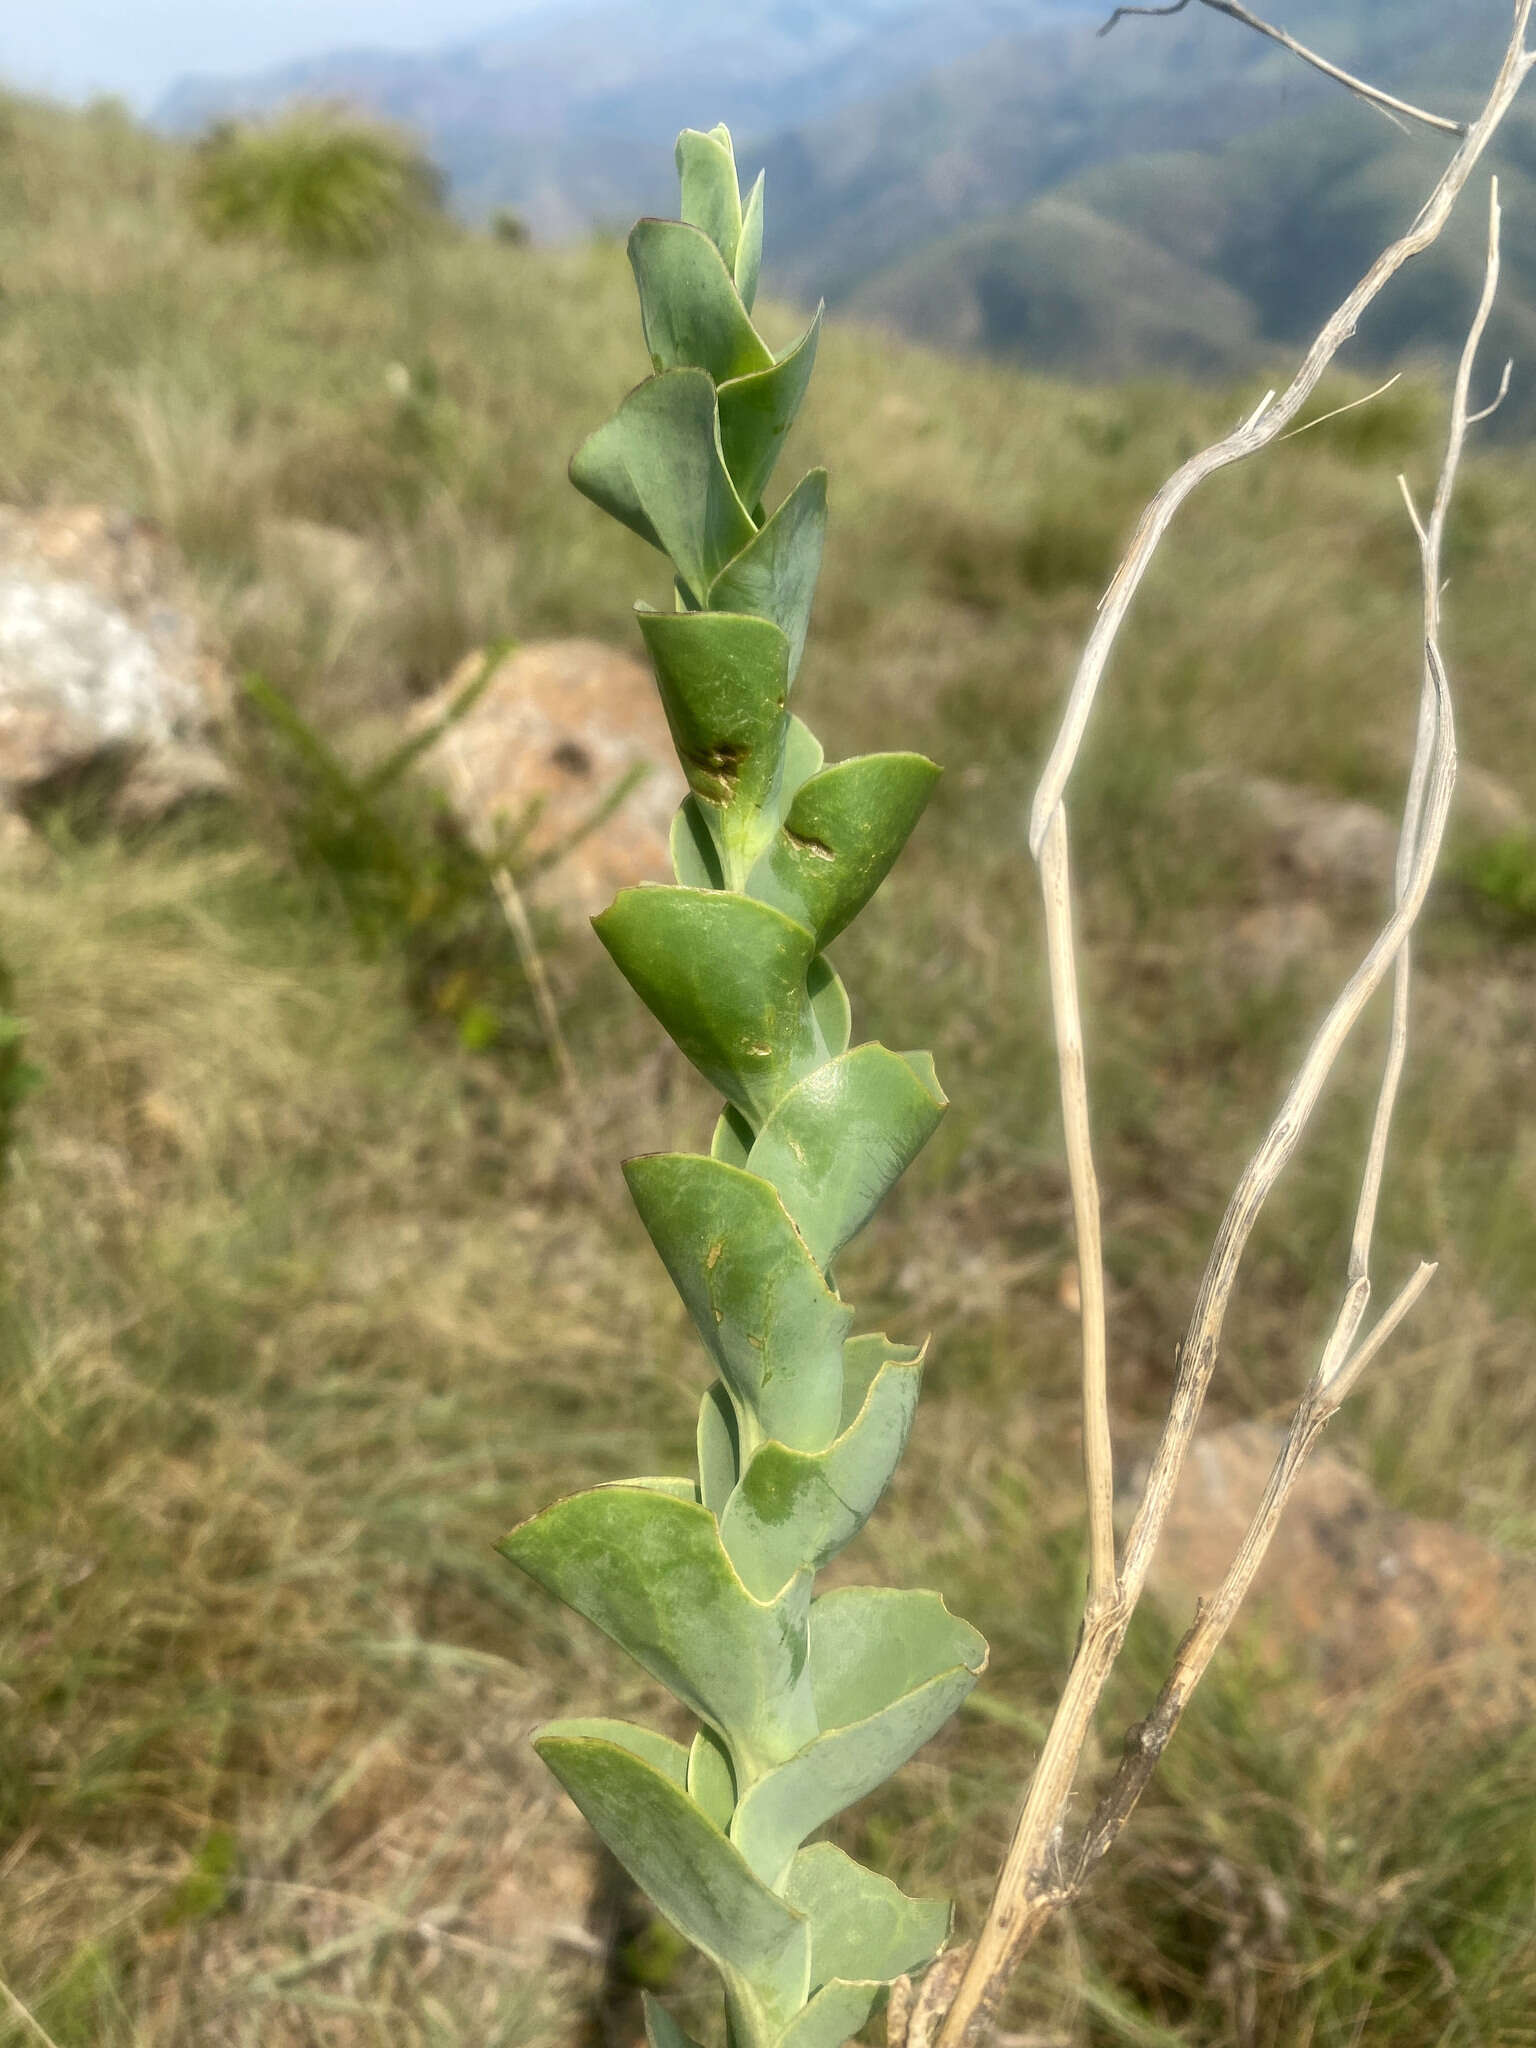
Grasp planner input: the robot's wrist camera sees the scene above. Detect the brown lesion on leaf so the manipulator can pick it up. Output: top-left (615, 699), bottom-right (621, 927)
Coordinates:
top-left (683, 739), bottom-right (750, 793)
top-left (785, 827), bottom-right (835, 861)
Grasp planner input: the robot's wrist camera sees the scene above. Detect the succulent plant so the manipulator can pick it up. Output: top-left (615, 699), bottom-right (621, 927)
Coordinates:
top-left (500, 124), bottom-right (987, 2048)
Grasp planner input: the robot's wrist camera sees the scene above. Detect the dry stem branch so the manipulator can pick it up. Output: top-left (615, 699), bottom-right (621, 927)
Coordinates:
top-left (1099, 0), bottom-right (1466, 137)
top-left (1067, 153), bottom-right (1508, 1845)
top-left (924, 9), bottom-right (1532, 2041)
top-left (1040, 805), bottom-right (1115, 1609)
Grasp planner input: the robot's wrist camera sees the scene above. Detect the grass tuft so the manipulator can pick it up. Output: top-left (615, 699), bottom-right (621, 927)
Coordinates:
top-left (190, 107), bottom-right (446, 260)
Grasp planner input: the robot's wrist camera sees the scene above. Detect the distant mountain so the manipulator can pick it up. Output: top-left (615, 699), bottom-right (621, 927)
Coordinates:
top-left (760, 0), bottom-right (1514, 302)
top-left (157, 0), bottom-right (1100, 234)
top-left (850, 94), bottom-right (1536, 427)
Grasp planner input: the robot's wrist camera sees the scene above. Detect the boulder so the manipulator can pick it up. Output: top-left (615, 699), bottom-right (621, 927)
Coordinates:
top-left (1238, 777), bottom-right (1400, 895)
top-left (1181, 769), bottom-right (1399, 898)
top-left (1129, 1420), bottom-right (1536, 1729)
top-left (0, 505), bottom-right (229, 819)
top-left (414, 638), bottom-right (685, 921)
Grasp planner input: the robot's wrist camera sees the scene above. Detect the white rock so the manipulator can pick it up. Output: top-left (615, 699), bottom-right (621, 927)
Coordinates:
top-left (0, 505), bottom-right (228, 819)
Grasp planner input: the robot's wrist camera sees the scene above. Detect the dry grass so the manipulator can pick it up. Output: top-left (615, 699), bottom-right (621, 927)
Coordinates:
top-left (1, 85), bottom-right (1534, 2047)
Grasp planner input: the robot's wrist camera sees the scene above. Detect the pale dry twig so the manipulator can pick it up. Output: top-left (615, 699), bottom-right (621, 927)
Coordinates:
top-left (1099, 0), bottom-right (1466, 138)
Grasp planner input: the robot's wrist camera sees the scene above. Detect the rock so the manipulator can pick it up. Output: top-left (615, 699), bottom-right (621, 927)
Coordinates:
top-left (1241, 777), bottom-right (1399, 895)
top-left (0, 505), bottom-right (229, 819)
top-left (1130, 1421), bottom-right (1536, 1729)
top-left (1183, 770), bottom-right (1399, 897)
top-left (414, 639), bottom-right (685, 921)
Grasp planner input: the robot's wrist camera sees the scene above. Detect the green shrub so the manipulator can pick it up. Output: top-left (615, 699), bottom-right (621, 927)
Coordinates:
top-left (190, 107), bottom-right (445, 259)
top-left (1459, 828), bottom-right (1536, 928)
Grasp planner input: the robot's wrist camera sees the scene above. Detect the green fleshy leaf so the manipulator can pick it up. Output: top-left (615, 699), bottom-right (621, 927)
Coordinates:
top-left (697, 1381), bottom-right (740, 1513)
top-left (729, 1586), bottom-right (983, 1884)
top-left (630, 220), bottom-right (773, 385)
top-left (637, 610), bottom-right (789, 861)
top-left (570, 370), bottom-right (755, 601)
top-left (709, 470), bottom-right (827, 684)
top-left (675, 126), bottom-right (742, 272)
top-left (710, 1105), bottom-right (757, 1166)
top-left (747, 1043), bottom-right (947, 1268)
top-left (718, 307), bottom-right (823, 512)
top-left (537, 1717), bottom-right (689, 1788)
top-left (896, 1048), bottom-right (942, 1101)
top-left (688, 1726), bottom-right (738, 1831)
top-left (775, 1982), bottom-right (884, 2048)
top-left (780, 717), bottom-right (825, 810)
top-left (735, 170), bottom-right (765, 312)
top-left (595, 888), bottom-right (823, 1122)
top-left (535, 1732), bottom-right (810, 2019)
top-left (750, 753), bottom-right (942, 947)
top-left (806, 957), bottom-right (851, 1063)
top-left (718, 1344), bottom-right (923, 1601)
top-left (785, 1843), bottom-right (951, 1990)
top-left (840, 1330), bottom-right (922, 1426)
top-left (630, 1476), bottom-right (701, 1501)
top-left (643, 1992), bottom-right (706, 2048)
top-left (668, 796), bottom-right (724, 890)
top-left (810, 1586), bottom-right (988, 1731)
top-left (568, 398), bottom-right (662, 553)
top-left (503, 1487), bottom-right (817, 1774)
top-left (624, 1155), bottom-right (851, 1454)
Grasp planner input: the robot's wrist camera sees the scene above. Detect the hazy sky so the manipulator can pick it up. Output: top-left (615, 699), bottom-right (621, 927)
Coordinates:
top-left (0, 1), bottom-right (567, 110)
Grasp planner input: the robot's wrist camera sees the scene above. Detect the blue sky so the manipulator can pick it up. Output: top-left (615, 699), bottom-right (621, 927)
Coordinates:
top-left (0, 1), bottom-right (567, 110)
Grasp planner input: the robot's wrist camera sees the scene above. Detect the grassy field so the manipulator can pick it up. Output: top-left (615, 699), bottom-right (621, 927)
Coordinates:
top-left (2, 92), bottom-right (1535, 2048)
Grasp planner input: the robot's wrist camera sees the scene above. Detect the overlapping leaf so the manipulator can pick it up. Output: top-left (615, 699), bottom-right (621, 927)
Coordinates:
top-left (747, 1043), bottom-right (947, 1267)
top-left (570, 369), bottom-right (755, 602)
top-left (631, 219), bottom-right (774, 385)
top-left (719, 307), bottom-right (823, 512)
top-left (643, 1993), bottom-right (706, 2048)
top-left (502, 1485), bottom-right (817, 1774)
top-left (787, 1842), bottom-right (952, 1994)
top-left (729, 1592), bottom-right (987, 1884)
top-left (625, 1154), bottom-right (851, 1454)
top-left (748, 752), bottom-right (942, 945)
top-left (709, 471), bottom-right (827, 682)
top-left (697, 1379), bottom-right (741, 1512)
top-left (536, 1729), bottom-right (810, 2024)
top-left (637, 609), bottom-right (789, 873)
top-left (594, 888), bottom-right (824, 1121)
top-left (719, 1343), bottom-right (923, 1601)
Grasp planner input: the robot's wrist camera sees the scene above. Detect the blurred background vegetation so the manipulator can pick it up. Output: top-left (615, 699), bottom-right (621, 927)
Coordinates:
top-left (189, 107), bottom-right (445, 259)
top-left (0, 70), bottom-right (1534, 2048)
